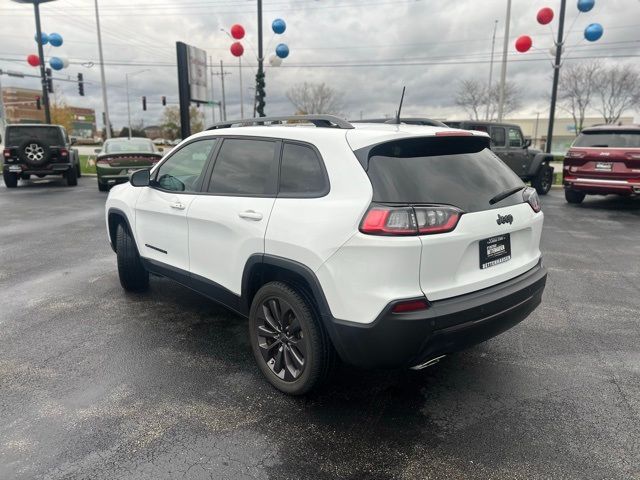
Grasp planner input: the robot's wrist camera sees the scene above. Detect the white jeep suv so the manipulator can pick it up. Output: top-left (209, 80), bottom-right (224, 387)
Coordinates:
top-left (105, 115), bottom-right (547, 395)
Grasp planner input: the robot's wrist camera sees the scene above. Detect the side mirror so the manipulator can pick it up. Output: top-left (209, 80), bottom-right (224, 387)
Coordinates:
top-left (94, 148), bottom-right (101, 154)
top-left (70, 137), bottom-right (77, 145)
top-left (523, 138), bottom-right (532, 149)
top-left (130, 169), bottom-right (150, 187)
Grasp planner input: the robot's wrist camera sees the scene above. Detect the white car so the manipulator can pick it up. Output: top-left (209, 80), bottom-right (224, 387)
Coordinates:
top-left (105, 115), bottom-right (547, 395)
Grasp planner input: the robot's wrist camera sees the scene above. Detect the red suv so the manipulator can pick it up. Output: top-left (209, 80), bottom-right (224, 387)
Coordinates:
top-left (563, 125), bottom-right (640, 203)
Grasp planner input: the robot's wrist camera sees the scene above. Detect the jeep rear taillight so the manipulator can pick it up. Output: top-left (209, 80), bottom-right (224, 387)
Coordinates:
top-left (566, 150), bottom-right (585, 159)
top-left (60, 148), bottom-right (69, 157)
top-left (3, 148), bottom-right (10, 158)
top-left (360, 205), bottom-right (462, 236)
top-left (523, 187), bottom-right (541, 213)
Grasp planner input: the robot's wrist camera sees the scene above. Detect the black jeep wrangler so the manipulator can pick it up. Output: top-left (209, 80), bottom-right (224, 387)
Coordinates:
top-left (446, 121), bottom-right (554, 195)
top-left (2, 124), bottom-right (81, 188)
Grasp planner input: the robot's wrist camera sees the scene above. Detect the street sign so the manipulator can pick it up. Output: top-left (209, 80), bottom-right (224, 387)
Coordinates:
top-left (186, 44), bottom-right (209, 104)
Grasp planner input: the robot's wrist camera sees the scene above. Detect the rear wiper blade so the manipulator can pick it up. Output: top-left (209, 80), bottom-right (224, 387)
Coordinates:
top-left (490, 186), bottom-right (525, 205)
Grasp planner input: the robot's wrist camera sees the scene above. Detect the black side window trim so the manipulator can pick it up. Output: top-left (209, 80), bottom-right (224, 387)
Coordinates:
top-left (203, 136), bottom-right (281, 198)
top-left (150, 137), bottom-right (219, 195)
top-left (276, 140), bottom-right (331, 199)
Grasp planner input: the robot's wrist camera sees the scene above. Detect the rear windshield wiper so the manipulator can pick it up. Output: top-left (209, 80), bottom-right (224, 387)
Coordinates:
top-left (489, 186), bottom-right (525, 205)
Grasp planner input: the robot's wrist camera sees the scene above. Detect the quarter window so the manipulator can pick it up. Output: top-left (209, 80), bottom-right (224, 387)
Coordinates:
top-left (279, 143), bottom-right (328, 197)
top-left (491, 127), bottom-right (506, 147)
top-left (508, 128), bottom-right (523, 148)
top-left (155, 139), bottom-right (216, 192)
top-left (208, 138), bottom-right (278, 196)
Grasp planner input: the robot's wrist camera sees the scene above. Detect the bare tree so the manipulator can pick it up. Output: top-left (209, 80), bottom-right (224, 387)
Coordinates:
top-left (286, 82), bottom-right (343, 115)
top-left (594, 65), bottom-right (640, 124)
top-left (455, 79), bottom-right (520, 121)
top-left (558, 61), bottom-right (601, 135)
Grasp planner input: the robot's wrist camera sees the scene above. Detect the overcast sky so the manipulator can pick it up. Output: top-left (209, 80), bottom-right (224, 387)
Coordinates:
top-left (0, 0), bottom-right (638, 130)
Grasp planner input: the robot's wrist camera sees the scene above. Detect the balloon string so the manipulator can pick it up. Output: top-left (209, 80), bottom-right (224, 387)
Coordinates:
top-left (564, 12), bottom-right (582, 43)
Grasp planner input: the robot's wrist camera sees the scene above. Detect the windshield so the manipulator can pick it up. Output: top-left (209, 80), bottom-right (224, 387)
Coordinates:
top-left (104, 139), bottom-right (154, 154)
top-left (6, 126), bottom-right (63, 145)
top-left (573, 131), bottom-right (640, 148)
top-left (360, 136), bottom-right (525, 213)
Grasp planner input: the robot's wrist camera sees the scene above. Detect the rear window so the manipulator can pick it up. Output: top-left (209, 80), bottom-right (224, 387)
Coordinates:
top-left (105, 139), bottom-right (154, 153)
top-left (6, 126), bottom-right (63, 146)
top-left (573, 130), bottom-right (640, 148)
top-left (360, 136), bottom-right (525, 213)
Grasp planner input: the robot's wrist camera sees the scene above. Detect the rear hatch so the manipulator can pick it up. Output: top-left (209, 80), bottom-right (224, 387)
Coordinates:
top-left (564, 129), bottom-right (640, 182)
top-left (358, 134), bottom-right (543, 301)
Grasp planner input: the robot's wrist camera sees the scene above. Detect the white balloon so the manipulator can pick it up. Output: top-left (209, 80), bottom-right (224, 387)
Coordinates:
top-left (61, 57), bottom-right (70, 68)
top-left (269, 54), bottom-right (282, 67)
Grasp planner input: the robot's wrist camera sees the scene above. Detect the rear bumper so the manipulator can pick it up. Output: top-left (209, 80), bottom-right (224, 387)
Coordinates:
top-left (325, 261), bottom-right (547, 369)
top-left (3, 163), bottom-right (72, 175)
top-left (564, 176), bottom-right (640, 195)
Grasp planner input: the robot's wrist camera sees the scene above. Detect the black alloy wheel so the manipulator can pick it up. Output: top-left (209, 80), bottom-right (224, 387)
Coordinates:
top-left (256, 296), bottom-right (307, 381)
top-left (533, 166), bottom-right (553, 195)
top-left (249, 282), bottom-right (336, 395)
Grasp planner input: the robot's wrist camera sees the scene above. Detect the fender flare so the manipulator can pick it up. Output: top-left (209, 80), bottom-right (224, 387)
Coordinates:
top-left (106, 207), bottom-right (135, 253)
top-left (527, 152), bottom-right (555, 178)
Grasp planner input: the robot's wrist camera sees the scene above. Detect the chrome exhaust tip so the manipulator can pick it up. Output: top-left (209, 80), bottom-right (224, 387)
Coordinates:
top-left (410, 355), bottom-right (446, 370)
top-left (632, 186), bottom-right (640, 194)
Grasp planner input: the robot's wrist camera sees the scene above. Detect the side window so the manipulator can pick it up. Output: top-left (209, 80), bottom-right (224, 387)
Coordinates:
top-left (208, 138), bottom-right (278, 196)
top-left (491, 127), bottom-right (506, 147)
top-left (508, 128), bottom-right (523, 148)
top-left (470, 125), bottom-right (488, 133)
top-left (155, 139), bottom-right (216, 192)
top-left (279, 143), bottom-right (328, 197)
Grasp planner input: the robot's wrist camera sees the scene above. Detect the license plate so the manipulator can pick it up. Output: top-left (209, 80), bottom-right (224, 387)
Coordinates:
top-left (480, 234), bottom-right (511, 269)
top-left (595, 162), bottom-right (612, 171)
top-left (8, 165), bottom-right (22, 172)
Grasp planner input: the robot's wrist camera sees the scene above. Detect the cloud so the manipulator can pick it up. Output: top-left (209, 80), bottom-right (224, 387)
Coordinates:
top-left (0, 0), bottom-right (637, 129)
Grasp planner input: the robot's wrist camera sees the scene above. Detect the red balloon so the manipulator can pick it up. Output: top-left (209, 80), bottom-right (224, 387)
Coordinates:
top-left (230, 24), bottom-right (245, 40)
top-left (515, 35), bottom-right (533, 53)
top-left (230, 42), bottom-right (244, 57)
top-left (27, 54), bottom-right (40, 67)
top-left (537, 7), bottom-right (554, 25)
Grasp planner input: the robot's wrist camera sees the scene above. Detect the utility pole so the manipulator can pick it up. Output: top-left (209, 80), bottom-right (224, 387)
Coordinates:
top-left (238, 56), bottom-right (244, 118)
top-left (486, 20), bottom-right (498, 120)
top-left (219, 60), bottom-right (227, 121)
top-left (546, 0), bottom-right (567, 154)
top-left (94, 0), bottom-right (111, 139)
top-left (209, 55), bottom-right (216, 124)
top-left (497, 0), bottom-right (511, 122)
top-left (255, 0), bottom-right (265, 116)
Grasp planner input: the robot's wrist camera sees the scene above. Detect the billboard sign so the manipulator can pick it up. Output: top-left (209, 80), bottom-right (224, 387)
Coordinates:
top-left (187, 45), bottom-right (209, 103)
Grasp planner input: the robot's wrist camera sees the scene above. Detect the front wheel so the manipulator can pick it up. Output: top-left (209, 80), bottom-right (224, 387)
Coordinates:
top-left (98, 181), bottom-right (110, 192)
top-left (565, 189), bottom-right (586, 204)
top-left (76, 162), bottom-right (82, 178)
top-left (115, 224), bottom-right (149, 292)
top-left (3, 172), bottom-right (18, 188)
top-left (249, 282), bottom-right (335, 395)
top-left (532, 166), bottom-right (553, 195)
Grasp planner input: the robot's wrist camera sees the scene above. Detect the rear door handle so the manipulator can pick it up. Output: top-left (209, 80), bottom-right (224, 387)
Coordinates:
top-left (238, 210), bottom-right (263, 221)
top-left (170, 201), bottom-right (186, 210)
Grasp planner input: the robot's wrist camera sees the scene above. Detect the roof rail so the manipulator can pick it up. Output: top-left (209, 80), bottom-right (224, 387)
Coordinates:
top-left (207, 115), bottom-right (354, 130)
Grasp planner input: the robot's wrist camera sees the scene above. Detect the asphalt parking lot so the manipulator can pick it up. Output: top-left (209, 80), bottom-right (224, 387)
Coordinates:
top-left (1, 177), bottom-right (639, 480)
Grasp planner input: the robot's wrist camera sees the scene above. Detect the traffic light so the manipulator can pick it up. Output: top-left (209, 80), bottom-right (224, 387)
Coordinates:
top-left (45, 68), bottom-right (53, 94)
top-left (142, 96), bottom-right (147, 111)
top-left (35, 96), bottom-right (41, 110)
top-left (161, 96), bottom-right (166, 106)
top-left (77, 73), bottom-right (84, 96)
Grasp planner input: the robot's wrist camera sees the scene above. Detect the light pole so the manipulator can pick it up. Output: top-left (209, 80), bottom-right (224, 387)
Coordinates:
top-left (486, 19), bottom-right (498, 120)
top-left (125, 69), bottom-right (149, 139)
top-left (94, 0), bottom-right (111, 139)
top-left (11, 0), bottom-right (58, 124)
top-left (255, 0), bottom-right (265, 117)
top-left (546, 0), bottom-right (567, 154)
top-left (497, 0), bottom-right (511, 122)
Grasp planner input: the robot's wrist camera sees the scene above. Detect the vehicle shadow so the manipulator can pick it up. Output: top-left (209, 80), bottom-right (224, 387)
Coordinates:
top-left (570, 194), bottom-right (640, 212)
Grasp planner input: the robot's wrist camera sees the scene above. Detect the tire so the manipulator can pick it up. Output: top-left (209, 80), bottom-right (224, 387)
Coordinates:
top-left (532, 166), bottom-right (553, 195)
top-left (66, 165), bottom-right (78, 186)
top-left (565, 189), bottom-right (586, 204)
top-left (249, 281), bottom-right (336, 395)
top-left (98, 181), bottom-right (110, 192)
top-left (18, 139), bottom-right (51, 168)
top-left (115, 223), bottom-right (149, 292)
top-left (3, 172), bottom-right (18, 188)
top-left (76, 161), bottom-right (82, 178)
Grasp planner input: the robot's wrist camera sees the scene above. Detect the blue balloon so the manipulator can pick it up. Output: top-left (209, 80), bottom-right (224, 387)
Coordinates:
top-left (48, 33), bottom-right (63, 47)
top-left (35, 32), bottom-right (49, 45)
top-left (49, 57), bottom-right (64, 71)
top-left (272, 18), bottom-right (286, 34)
top-left (275, 43), bottom-right (289, 59)
top-left (577, 0), bottom-right (595, 12)
top-left (584, 23), bottom-right (603, 42)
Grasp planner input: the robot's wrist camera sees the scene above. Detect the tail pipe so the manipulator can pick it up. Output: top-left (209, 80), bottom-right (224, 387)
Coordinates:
top-left (633, 186), bottom-right (640, 194)
top-left (410, 355), bottom-right (446, 370)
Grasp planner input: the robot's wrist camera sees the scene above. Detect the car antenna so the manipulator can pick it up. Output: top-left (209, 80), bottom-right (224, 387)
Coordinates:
top-left (394, 86), bottom-right (406, 124)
